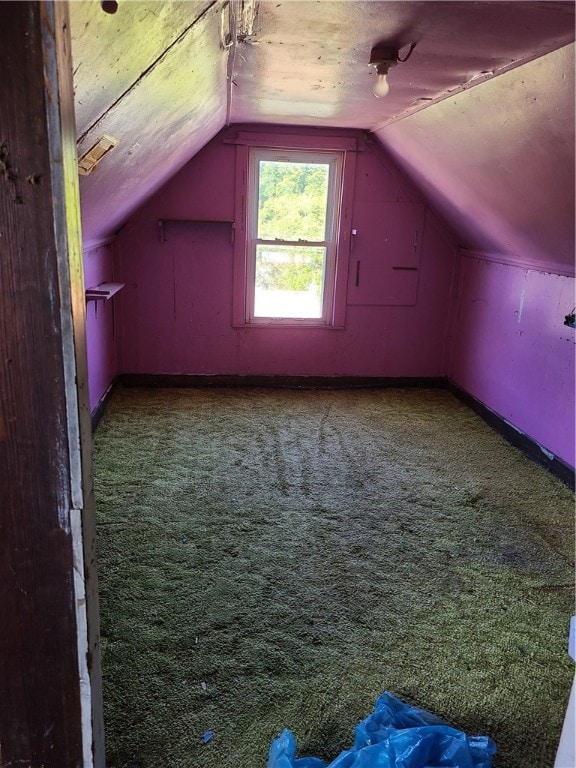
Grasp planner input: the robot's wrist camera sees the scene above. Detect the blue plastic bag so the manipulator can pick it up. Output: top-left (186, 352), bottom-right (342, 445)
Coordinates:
top-left (267, 692), bottom-right (496, 768)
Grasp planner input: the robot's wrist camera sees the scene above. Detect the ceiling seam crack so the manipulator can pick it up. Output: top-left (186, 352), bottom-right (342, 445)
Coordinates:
top-left (225, 1), bottom-right (237, 127)
top-left (225, 1), bottom-right (259, 127)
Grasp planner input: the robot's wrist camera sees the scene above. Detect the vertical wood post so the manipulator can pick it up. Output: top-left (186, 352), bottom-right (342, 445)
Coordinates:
top-left (0, 2), bottom-right (104, 766)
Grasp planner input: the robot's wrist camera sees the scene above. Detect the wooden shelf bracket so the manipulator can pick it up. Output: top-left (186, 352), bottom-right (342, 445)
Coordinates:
top-left (85, 282), bottom-right (124, 302)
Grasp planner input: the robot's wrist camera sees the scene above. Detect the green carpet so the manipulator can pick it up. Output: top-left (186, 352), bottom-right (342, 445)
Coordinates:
top-left (93, 387), bottom-right (575, 768)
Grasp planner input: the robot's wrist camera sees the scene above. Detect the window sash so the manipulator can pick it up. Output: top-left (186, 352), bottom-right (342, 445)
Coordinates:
top-left (252, 245), bottom-right (328, 321)
top-left (246, 149), bottom-right (342, 325)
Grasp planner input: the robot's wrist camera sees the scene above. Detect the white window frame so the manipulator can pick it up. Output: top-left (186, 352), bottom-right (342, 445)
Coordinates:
top-left (246, 148), bottom-right (343, 326)
top-left (231, 133), bottom-right (357, 330)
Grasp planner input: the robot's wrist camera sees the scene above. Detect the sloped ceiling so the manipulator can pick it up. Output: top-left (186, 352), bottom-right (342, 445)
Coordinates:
top-left (377, 44), bottom-right (575, 275)
top-left (72, 1), bottom-right (228, 246)
top-left (230, 0), bottom-right (574, 128)
top-left (71, 0), bottom-right (575, 267)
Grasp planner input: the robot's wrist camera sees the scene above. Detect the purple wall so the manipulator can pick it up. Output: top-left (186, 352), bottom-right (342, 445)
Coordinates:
top-left (113, 128), bottom-right (457, 379)
top-left (94, 121), bottom-right (574, 470)
top-left (83, 243), bottom-right (118, 412)
top-left (449, 254), bottom-right (575, 466)
top-left (373, 44), bottom-right (575, 468)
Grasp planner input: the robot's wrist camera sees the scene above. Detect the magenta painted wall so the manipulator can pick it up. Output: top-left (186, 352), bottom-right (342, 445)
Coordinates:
top-left (114, 128), bottom-right (457, 379)
top-left (449, 255), bottom-right (575, 466)
top-left (84, 243), bottom-right (118, 412)
top-left (106, 124), bottom-right (574, 469)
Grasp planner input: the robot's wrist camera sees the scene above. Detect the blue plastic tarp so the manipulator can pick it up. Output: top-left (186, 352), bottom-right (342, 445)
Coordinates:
top-left (267, 692), bottom-right (496, 768)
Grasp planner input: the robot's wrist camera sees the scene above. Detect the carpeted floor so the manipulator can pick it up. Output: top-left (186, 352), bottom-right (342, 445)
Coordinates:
top-left (92, 386), bottom-right (575, 768)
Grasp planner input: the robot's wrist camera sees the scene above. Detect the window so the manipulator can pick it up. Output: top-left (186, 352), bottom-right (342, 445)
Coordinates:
top-left (245, 149), bottom-right (342, 325)
top-left (232, 133), bottom-right (356, 328)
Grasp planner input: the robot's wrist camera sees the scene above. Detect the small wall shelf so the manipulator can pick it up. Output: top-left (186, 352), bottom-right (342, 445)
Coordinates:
top-left (85, 282), bottom-right (124, 302)
top-left (158, 218), bottom-right (235, 243)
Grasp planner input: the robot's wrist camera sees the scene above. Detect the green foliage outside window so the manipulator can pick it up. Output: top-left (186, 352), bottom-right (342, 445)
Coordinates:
top-left (256, 161), bottom-right (329, 292)
top-left (255, 246), bottom-right (325, 293)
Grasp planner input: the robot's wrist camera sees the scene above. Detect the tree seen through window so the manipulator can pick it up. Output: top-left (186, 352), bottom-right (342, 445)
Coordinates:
top-left (251, 154), bottom-right (338, 320)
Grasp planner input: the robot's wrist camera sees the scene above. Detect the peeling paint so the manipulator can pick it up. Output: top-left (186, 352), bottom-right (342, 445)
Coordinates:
top-left (517, 289), bottom-right (525, 323)
top-left (71, 508), bottom-right (94, 768)
top-left (539, 444), bottom-right (555, 460)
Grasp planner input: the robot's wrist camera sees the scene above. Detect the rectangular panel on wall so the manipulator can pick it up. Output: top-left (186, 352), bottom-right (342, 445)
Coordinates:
top-left (347, 202), bottom-right (425, 306)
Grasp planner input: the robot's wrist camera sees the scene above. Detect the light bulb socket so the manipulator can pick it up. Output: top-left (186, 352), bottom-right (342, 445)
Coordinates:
top-left (369, 47), bottom-right (399, 70)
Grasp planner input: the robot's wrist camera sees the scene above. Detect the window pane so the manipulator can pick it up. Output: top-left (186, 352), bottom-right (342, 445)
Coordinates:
top-left (257, 161), bottom-right (329, 241)
top-left (254, 245), bottom-right (326, 318)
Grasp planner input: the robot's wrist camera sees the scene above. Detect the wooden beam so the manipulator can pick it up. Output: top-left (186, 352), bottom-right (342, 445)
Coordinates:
top-left (0, 2), bottom-right (103, 766)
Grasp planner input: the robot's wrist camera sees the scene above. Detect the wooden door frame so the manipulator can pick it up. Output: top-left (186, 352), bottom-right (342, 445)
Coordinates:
top-left (0, 2), bottom-right (104, 766)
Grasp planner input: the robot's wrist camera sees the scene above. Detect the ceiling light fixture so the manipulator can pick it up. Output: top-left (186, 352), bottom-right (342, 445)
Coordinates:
top-left (369, 43), bottom-right (416, 98)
